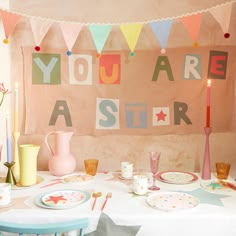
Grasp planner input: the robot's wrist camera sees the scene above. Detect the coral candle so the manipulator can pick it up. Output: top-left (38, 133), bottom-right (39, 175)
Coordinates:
top-left (206, 79), bottom-right (211, 128)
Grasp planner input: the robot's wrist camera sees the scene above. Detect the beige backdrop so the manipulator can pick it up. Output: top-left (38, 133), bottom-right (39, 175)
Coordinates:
top-left (8, 0), bottom-right (236, 176)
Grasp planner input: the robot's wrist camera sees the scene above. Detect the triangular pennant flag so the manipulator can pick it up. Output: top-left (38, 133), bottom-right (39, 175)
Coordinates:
top-left (0, 10), bottom-right (22, 44)
top-left (60, 22), bottom-right (84, 56)
top-left (30, 18), bottom-right (53, 51)
top-left (88, 25), bottom-right (112, 57)
top-left (180, 13), bottom-right (202, 48)
top-left (149, 19), bottom-right (173, 54)
top-left (209, 3), bottom-right (233, 38)
top-left (120, 23), bottom-right (143, 56)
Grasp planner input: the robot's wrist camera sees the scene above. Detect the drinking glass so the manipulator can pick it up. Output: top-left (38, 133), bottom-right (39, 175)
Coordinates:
top-left (148, 151), bottom-right (161, 190)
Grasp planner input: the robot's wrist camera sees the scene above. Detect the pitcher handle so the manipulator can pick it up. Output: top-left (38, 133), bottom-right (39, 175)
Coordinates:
top-left (44, 131), bottom-right (55, 156)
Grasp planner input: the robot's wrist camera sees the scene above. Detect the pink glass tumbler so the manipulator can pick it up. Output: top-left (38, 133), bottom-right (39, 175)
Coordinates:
top-left (148, 151), bottom-right (161, 191)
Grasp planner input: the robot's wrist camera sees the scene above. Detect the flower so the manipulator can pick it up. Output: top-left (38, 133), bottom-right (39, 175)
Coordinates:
top-left (0, 82), bottom-right (11, 108)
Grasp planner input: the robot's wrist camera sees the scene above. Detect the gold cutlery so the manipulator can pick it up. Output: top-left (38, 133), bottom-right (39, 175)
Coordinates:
top-left (92, 192), bottom-right (102, 211)
top-left (101, 192), bottom-right (112, 211)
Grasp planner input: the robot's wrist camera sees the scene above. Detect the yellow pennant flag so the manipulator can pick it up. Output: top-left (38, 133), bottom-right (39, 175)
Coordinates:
top-left (120, 23), bottom-right (143, 56)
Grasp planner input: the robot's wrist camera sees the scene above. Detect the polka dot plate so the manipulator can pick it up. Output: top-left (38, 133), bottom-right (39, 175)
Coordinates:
top-left (146, 191), bottom-right (199, 211)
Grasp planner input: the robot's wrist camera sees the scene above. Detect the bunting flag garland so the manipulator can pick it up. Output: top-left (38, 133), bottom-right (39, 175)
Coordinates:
top-left (0, 1), bottom-right (235, 52)
top-left (88, 25), bottom-right (112, 57)
top-left (60, 22), bottom-right (84, 55)
top-left (209, 3), bottom-right (233, 38)
top-left (180, 13), bottom-right (203, 48)
top-left (149, 19), bottom-right (173, 54)
top-left (29, 18), bottom-right (53, 51)
top-left (120, 23), bottom-right (143, 56)
top-left (0, 10), bottom-right (22, 44)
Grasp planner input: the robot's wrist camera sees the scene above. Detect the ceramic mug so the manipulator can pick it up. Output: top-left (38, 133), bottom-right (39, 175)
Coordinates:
top-left (0, 183), bottom-right (11, 206)
top-left (121, 162), bottom-right (133, 178)
top-left (132, 175), bottom-right (148, 195)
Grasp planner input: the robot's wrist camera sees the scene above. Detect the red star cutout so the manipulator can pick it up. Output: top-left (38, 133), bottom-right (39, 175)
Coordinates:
top-left (156, 110), bottom-right (167, 121)
top-left (44, 195), bottom-right (67, 205)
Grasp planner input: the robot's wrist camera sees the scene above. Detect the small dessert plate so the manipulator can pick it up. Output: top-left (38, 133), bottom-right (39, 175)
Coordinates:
top-left (0, 201), bottom-right (14, 208)
top-left (201, 179), bottom-right (236, 194)
top-left (12, 176), bottom-right (44, 190)
top-left (119, 175), bottom-right (133, 180)
top-left (61, 173), bottom-right (94, 183)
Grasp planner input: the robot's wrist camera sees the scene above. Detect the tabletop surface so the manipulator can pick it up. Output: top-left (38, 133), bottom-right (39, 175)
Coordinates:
top-left (0, 171), bottom-right (236, 236)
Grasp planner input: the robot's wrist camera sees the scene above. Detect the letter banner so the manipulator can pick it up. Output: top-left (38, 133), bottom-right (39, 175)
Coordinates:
top-left (22, 46), bottom-right (235, 136)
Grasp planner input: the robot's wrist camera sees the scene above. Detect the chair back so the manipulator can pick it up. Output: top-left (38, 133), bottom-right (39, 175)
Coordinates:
top-left (0, 218), bottom-right (89, 236)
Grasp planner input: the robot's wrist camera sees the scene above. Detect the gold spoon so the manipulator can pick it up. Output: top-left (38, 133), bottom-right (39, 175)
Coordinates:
top-left (92, 192), bottom-right (102, 211)
top-left (101, 192), bottom-right (112, 211)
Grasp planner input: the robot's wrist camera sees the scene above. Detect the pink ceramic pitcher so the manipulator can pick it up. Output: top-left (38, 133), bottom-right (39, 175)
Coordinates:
top-left (45, 131), bottom-right (76, 176)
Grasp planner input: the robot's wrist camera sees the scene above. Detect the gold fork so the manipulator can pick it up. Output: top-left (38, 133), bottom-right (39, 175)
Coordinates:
top-left (101, 192), bottom-right (112, 211)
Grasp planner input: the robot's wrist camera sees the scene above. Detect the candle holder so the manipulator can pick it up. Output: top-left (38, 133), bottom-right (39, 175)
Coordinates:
top-left (201, 127), bottom-right (212, 180)
top-left (4, 162), bottom-right (17, 185)
top-left (12, 131), bottom-right (20, 181)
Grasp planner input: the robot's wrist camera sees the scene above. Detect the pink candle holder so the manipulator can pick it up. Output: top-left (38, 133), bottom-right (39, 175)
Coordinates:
top-left (201, 127), bottom-right (212, 180)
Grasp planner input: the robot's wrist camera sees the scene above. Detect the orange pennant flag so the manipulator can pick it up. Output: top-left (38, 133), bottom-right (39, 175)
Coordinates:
top-left (0, 10), bottom-right (22, 44)
top-left (180, 13), bottom-right (202, 47)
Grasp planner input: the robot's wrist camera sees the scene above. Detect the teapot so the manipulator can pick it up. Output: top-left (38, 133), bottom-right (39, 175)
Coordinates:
top-left (45, 131), bottom-right (76, 176)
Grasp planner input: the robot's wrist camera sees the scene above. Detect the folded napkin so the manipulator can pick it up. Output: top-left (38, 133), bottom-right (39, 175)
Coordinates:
top-left (85, 212), bottom-right (141, 236)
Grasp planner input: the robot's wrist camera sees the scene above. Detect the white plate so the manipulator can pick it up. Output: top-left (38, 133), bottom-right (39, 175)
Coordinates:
top-left (146, 192), bottom-right (199, 211)
top-left (61, 174), bottom-right (93, 183)
top-left (0, 201), bottom-right (14, 208)
top-left (119, 175), bottom-right (133, 180)
top-left (35, 189), bottom-right (91, 209)
top-left (201, 179), bottom-right (236, 194)
top-left (156, 171), bottom-right (198, 184)
top-left (12, 176), bottom-right (44, 190)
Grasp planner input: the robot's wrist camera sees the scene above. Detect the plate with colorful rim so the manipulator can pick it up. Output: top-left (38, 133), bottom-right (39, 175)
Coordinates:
top-left (156, 171), bottom-right (198, 184)
top-left (146, 191), bottom-right (199, 212)
top-left (35, 189), bottom-right (91, 209)
top-left (200, 179), bottom-right (236, 194)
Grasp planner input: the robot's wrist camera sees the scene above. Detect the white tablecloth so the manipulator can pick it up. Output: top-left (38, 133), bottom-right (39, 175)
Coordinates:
top-left (0, 171), bottom-right (236, 236)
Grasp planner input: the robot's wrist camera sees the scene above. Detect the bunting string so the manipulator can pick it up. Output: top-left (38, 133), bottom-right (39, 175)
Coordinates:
top-left (0, 0), bottom-right (235, 25)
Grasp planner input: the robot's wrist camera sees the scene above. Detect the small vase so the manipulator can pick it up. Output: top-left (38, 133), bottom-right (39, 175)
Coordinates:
top-left (45, 131), bottom-right (76, 176)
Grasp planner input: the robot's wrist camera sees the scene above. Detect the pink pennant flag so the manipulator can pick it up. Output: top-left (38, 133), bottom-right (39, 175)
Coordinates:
top-left (0, 10), bottom-right (22, 44)
top-left (180, 13), bottom-right (202, 47)
top-left (209, 3), bottom-right (233, 38)
top-left (30, 18), bottom-right (53, 51)
top-left (60, 22), bottom-right (84, 55)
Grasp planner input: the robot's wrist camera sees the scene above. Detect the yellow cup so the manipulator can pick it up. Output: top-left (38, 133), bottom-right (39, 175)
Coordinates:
top-left (216, 162), bottom-right (231, 180)
top-left (84, 159), bottom-right (99, 176)
top-left (19, 144), bottom-right (40, 186)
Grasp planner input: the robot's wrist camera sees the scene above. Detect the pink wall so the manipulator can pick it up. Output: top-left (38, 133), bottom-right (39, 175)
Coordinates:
top-left (7, 1), bottom-right (236, 176)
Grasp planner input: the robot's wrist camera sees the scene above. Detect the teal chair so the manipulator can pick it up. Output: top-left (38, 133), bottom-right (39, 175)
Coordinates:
top-left (0, 218), bottom-right (89, 236)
